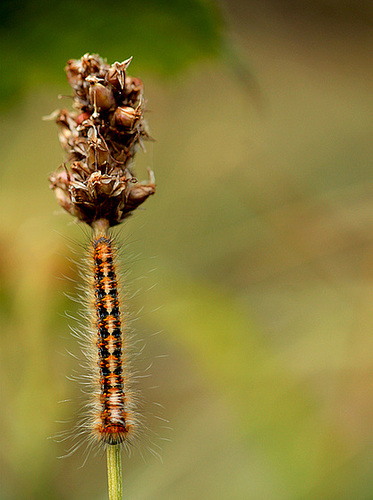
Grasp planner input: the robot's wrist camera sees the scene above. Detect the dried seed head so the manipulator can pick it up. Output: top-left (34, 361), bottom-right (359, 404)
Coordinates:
top-left (49, 53), bottom-right (155, 227)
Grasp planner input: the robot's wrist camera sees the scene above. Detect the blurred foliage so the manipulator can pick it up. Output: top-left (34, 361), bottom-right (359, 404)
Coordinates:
top-left (1, 0), bottom-right (373, 499)
top-left (0, 0), bottom-right (223, 107)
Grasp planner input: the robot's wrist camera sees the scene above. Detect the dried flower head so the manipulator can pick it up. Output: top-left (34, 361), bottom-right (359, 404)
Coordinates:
top-left (48, 53), bottom-right (155, 227)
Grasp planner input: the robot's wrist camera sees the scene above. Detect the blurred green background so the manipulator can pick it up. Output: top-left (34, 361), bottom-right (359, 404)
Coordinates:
top-left (1, 0), bottom-right (373, 498)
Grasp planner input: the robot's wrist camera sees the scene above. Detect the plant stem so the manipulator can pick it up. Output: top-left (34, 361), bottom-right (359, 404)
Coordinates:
top-left (107, 445), bottom-right (123, 500)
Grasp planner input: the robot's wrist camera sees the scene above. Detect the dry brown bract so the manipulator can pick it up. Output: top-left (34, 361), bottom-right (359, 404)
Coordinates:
top-left (48, 53), bottom-right (155, 227)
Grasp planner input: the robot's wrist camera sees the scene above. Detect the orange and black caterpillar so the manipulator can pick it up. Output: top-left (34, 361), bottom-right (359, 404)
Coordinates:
top-left (91, 236), bottom-right (135, 445)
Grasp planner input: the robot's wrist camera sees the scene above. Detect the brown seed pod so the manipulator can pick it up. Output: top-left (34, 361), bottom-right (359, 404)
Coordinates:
top-left (113, 106), bottom-right (141, 129)
top-left (106, 58), bottom-right (133, 90)
top-left (88, 82), bottom-right (116, 111)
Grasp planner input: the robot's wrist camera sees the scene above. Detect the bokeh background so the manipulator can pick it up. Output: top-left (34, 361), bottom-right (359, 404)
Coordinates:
top-left (1, 0), bottom-right (373, 498)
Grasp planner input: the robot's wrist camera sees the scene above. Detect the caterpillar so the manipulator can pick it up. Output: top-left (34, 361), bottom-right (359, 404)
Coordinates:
top-left (91, 234), bottom-right (134, 445)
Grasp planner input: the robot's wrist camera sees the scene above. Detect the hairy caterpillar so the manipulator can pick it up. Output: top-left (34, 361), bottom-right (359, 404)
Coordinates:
top-left (91, 234), bottom-right (135, 445)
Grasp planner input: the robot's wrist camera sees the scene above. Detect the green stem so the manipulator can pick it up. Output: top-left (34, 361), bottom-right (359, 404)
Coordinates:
top-left (107, 445), bottom-right (123, 500)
